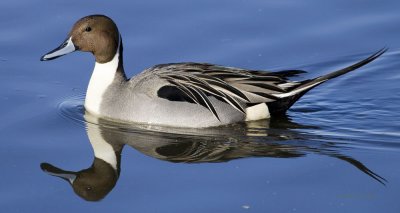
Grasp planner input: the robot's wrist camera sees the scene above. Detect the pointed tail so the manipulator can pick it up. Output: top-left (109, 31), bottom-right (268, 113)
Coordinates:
top-left (268, 48), bottom-right (387, 114)
top-left (293, 48), bottom-right (387, 94)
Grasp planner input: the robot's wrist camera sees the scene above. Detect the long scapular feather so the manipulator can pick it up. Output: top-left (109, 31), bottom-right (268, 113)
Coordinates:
top-left (163, 72), bottom-right (250, 101)
top-left (161, 72), bottom-right (251, 117)
top-left (187, 86), bottom-right (220, 120)
top-left (156, 48), bottom-right (386, 119)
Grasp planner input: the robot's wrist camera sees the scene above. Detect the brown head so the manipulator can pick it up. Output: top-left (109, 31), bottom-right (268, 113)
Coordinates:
top-left (41, 15), bottom-right (120, 63)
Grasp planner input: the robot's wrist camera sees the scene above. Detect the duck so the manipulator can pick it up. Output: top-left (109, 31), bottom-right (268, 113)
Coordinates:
top-left (40, 14), bottom-right (386, 128)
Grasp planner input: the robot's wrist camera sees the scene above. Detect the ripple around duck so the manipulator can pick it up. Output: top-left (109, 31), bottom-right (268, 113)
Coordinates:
top-left (57, 93), bottom-right (86, 127)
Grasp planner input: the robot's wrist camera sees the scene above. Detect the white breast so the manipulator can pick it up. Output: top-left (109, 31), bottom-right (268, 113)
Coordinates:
top-left (84, 52), bottom-right (119, 115)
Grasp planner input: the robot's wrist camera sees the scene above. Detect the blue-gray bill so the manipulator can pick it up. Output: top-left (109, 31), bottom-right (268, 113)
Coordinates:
top-left (40, 37), bottom-right (76, 61)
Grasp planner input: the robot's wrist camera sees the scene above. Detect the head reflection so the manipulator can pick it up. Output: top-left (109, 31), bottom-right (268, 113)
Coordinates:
top-left (41, 112), bottom-right (386, 201)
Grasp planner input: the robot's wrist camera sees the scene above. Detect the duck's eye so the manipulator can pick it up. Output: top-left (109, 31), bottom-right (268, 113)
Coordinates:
top-left (85, 26), bottom-right (92, 32)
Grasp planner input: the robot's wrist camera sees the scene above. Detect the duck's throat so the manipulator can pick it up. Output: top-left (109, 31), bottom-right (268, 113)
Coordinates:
top-left (85, 51), bottom-right (120, 115)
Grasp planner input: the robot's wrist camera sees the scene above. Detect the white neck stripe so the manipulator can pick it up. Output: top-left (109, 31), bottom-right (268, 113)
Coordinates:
top-left (84, 35), bottom-right (121, 115)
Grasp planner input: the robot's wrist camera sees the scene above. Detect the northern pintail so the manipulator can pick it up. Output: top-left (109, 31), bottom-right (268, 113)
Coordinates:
top-left (40, 15), bottom-right (386, 128)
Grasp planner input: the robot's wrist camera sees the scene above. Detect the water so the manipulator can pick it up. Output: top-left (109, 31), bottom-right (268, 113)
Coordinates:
top-left (1, 0), bottom-right (400, 212)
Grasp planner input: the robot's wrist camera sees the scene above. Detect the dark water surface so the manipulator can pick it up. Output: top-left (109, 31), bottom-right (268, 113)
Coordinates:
top-left (1, 0), bottom-right (400, 212)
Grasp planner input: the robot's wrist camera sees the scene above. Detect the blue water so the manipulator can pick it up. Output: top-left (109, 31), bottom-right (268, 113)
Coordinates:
top-left (1, 0), bottom-right (400, 212)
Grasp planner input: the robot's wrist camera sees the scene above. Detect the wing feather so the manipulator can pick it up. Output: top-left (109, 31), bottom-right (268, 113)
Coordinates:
top-left (187, 86), bottom-right (220, 121)
top-left (155, 63), bottom-right (296, 119)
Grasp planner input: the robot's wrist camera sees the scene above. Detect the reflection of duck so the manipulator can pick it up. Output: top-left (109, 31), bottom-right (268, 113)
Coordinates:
top-left (41, 113), bottom-right (386, 201)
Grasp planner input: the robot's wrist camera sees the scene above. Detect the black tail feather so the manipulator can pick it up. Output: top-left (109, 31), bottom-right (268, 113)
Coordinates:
top-left (295, 48), bottom-right (387, 91)
top-left (268, 48), bottom-right (387, 115)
